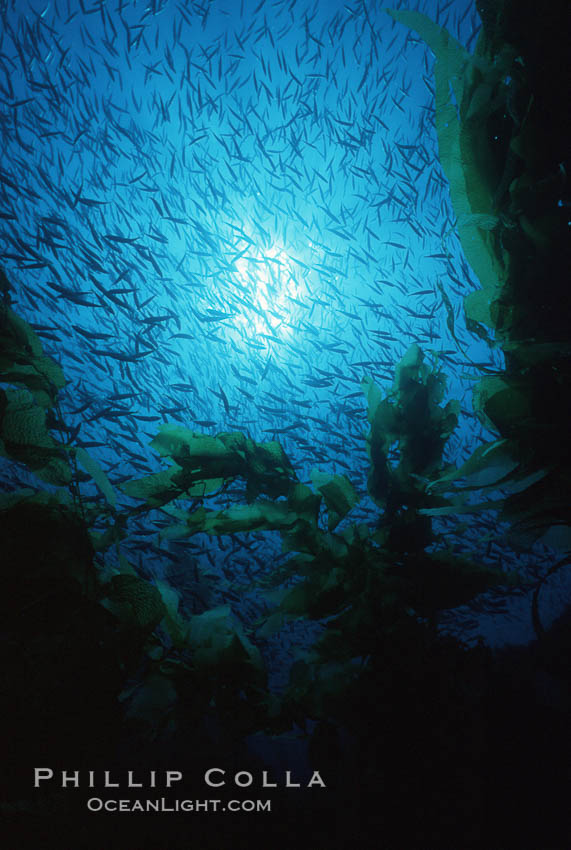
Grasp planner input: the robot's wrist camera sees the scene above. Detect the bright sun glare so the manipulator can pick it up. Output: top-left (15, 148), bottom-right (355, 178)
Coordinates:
top-left (231, 242), bottom-right (307, 337)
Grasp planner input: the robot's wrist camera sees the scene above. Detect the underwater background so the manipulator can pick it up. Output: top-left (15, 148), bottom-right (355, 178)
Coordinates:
top-left (1, 0), bottom-right (569, 847)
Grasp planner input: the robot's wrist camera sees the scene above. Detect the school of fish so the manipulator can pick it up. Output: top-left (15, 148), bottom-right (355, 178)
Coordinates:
top-left (2, 0), bottom-right (535, 649)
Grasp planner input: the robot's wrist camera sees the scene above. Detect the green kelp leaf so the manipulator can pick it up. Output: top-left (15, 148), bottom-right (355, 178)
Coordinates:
top-left (101, 574), bottom-right (166, 630)
top-left (95, 550), bottom-right (137, 587)
top-left (156, 579), bottom-right (189, 647)
top-left (311, 469), bottom-right (358, 530)
top-left (151, 425), bottom-right (239, 465)
top-left (419, 496), bottom-right (506, 517)
top-left (119, 463), bottom-right (187, 507)
top-left (464, 288), bottom-right (495, 327)
top-left (158, 523), bottom-right (193, 542)
top-left (394, 342), bottom-right (430, 393)
top-left (473, 375), bottom-right (531, 431)
top-left (187, 605), bottom-right (263, 670)
top-left (483, 385), bottom-right (532, 432)
top-left (0, 305), bottom-right (66, 407)
top-left (0, 363), bottom-right (60, 409)
top-left (387, 10), bottom-right (509, 329)
top-left (455, 213), bottom-right (500, 230)
top-left (149, 424), bottom-right (297, 501)
top-left (159, 504), bottom-right (190, 521)
top-left (91, 517), bottom-right (127, 552)
top-left (426, 438), bottom-right (519, 493)
top-left (117, 551), bottom-right (137, 575)
top-left (362, 346), bottom-right (466, 555)
top-left (341, 522), bottom-right (371, 547)
top-left (0, 305), bottom-right (43, 358)
top-left (440, 398), bottom-right (461, 440)
top-left (155, 578), bottom-right (181, 616)
top-left (472, 375), bottom-right (507, 417)
top-left (74, 447), bottom-right (116, 508)
top-left (0, 487), bottom-right (73, 514)
top-left (149, 427), bottom-right (246, 491)
top-left (0, 388), bottom-right (71, 484)
top-left (279, 543), bottom-right (359, 620)
top-left (187, 477), bottom-right (225, 497)
top-left (361, 377), bottom-right (396, 507)
top-left (190, 500), bottom-right (300, 537)
top-left (502, 467), bottom-right (551, 496)
top-left (278, 483), bottom-right (323, 553)
top-left (397, 348), bottom-right (460, 479)
top-left (366, 394), bottom-right (398, 451)
top-left (363, 345), bottom-right (462, 514)
top-left (500, 472), bottom-right (571, 548)
top-left (385, 10), bottom-right (469, 86)
top-left (160, 487), bottom-right (321, 552)
top-left (244, 437), bottom-right (297, 500)
top-left (186, 604), bottom-right (235, 645)
top-left (288, 482), bottom-right (322, 527)
top-left (361, 375), bottom-right (384, 425)
top-left (217, 430), bottom-right (249, 455)
top-left (255, 611), bottom-right (287, 639)
top-left (281, 582), bottom-right (312, 616)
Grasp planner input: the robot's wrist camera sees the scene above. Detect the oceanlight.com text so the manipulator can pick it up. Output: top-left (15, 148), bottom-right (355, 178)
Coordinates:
top-left (86, 798), bottom-right (272, 813)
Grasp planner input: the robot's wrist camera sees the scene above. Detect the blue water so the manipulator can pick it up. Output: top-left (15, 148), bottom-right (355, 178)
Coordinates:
top-left (0, 0), bottom-right (565, 657)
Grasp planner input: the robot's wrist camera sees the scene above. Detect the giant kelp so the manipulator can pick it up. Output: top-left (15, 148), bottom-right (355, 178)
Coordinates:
top-left (385, 9), bottom-right (511, 335)
top-left (1, 1), bottom-right (569, 845)
top-left (1, 269), bottom-right (519, 754)
top-left (388, 5), bottom-right (571, 562)
top-left (1, 0), bottom-right (568, 757)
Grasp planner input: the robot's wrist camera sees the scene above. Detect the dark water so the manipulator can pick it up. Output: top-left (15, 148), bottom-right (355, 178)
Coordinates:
top-left (1, 0), bottom-right (569, 847)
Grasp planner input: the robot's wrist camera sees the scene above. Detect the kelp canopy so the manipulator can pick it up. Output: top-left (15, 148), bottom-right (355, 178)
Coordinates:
top-left (1, 0), bottom-right (570, 847)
